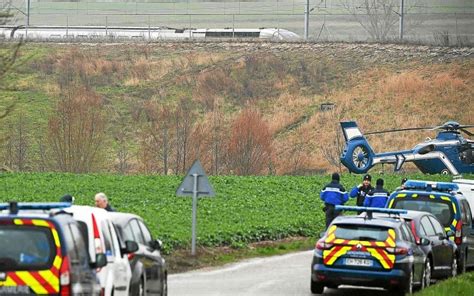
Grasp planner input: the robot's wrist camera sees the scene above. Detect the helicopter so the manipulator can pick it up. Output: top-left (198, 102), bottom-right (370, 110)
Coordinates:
top-left (340, 121), bottom-right (474, 175)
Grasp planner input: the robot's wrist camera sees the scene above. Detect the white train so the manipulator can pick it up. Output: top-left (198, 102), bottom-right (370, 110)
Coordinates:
top-left (0, 26), bottom-right (301, 41)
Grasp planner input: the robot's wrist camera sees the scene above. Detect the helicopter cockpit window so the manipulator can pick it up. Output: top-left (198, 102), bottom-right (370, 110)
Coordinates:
top-left (459, 144), bottom-right (474, 165)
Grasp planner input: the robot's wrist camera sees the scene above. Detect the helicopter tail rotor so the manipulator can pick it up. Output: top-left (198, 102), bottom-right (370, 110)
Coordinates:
top-left (340, 122), bottom-right (375, 173)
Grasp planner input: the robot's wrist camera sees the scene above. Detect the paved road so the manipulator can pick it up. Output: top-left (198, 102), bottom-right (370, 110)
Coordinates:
top-left (168, 250), bottom-right (391, 296)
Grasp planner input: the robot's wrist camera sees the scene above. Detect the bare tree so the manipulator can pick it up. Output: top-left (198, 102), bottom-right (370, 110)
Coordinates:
top-left (48, 87), bottom-right (107, 173)
top-left (341, 0), bottom-right (399, 41)
top-left (3, 113), bottom-right (29, 171)
top-left (140, 101), bottom-right (174, 174)
top-left (227, 107), bottom-right (272, 175)
top-left (172, 97), bottom-right (195, 174)
top-left (0, 1), bottom-right (22, 125)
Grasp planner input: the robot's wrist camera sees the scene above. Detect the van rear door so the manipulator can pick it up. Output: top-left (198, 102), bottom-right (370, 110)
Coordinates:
top-left (0, 218), bottom-right (61, 295)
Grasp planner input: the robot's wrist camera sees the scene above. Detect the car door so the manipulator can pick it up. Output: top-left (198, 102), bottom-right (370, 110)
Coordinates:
top-left (66, 222), bottom-right (98, 295)
top-left (128, 219), bottom-right (161, 295)
top-left (419, 216), bottom-right (445, 269)
top-left (460, 200), bottom-right (474, 267)
top-left (137, 219), bottom-right (165, 295)
top-left (103, 220), bottom-right (130, 295)
top-left (427, 216), bottom-right (452, 269)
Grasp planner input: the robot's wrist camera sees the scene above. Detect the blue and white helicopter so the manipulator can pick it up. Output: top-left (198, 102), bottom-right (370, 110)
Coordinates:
top-left (340, 121), bottom-right (474, 175)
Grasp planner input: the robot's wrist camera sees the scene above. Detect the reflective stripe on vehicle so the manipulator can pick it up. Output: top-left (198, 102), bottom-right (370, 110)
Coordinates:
top-left (322, 226), bottom-right (396, 270)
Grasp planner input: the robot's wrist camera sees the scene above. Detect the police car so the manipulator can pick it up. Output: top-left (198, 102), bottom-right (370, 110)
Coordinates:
top-left (387, 180), bottom-right (474, 274)
top-left (0, 202), bottom-right (105, 295)
top-left (311, 206), bottom-right (426, 295)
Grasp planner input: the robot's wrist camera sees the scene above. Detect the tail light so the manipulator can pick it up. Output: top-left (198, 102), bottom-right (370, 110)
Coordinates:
top-left (410, 221), bottom-right (420, 244)
top-left (387, 247), bottom-right (408, 255)
top-left (91, 213), bottom-right (103, 254)
top-left (59, 255), bottom-right (71, 296)
top-left (91, 213), bottom-right (104, 272)
top-left (315, 240), bottom-right (333, 250)
top-left (455, 219), bottom-right (463, 245)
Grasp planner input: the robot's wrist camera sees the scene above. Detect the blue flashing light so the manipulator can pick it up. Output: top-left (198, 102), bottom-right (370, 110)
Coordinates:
top-left (0, 202), bottom-right (72, 212)
top-left (404, 180), bottom-right (459, 193)
top-left (336, 205), bottom-right (407, 215)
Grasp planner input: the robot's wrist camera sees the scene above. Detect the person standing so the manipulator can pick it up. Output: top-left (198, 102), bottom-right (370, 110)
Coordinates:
top-left (59, 194), bottom-right (75, 203)
top-left (94, 192), bottom-right (116, 212)
top-left (350, 174), bottom-right (373, 207)
top-left (363, 178), bottom-right (390, 208)
top-left (320, 173), bottom-right (349, 228)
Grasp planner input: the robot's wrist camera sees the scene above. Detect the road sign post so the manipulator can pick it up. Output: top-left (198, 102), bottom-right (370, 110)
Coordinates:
top-left (176, 160), bottom-right (215, 256)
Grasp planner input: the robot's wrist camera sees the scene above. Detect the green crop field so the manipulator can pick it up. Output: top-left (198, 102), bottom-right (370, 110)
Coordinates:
top-left (0, 172), bottom-right (461, 253)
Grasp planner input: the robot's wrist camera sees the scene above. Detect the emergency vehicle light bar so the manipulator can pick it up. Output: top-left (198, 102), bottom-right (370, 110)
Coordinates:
top-left (336, 206), bottom-right (407, 215)
top-left (403, 180), bottom-right (459, 192)
top-left (0, 201), bottom-right (72, 214)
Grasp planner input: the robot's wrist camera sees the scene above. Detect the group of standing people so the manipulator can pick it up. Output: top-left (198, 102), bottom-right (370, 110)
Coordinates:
top-left (59, 192), bottom-right (116, 212)
top-left (320, 173), bottom-right (395, 228)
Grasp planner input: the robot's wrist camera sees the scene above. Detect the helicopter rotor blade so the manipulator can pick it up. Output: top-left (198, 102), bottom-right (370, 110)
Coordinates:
top-left (365, 126), bottom-right (435, 135)
top-left (460, 128), bottom-right (473, 137)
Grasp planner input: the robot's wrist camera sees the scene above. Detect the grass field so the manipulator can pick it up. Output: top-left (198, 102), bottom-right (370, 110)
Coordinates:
top-left (0, 172), bottom-right (459, 252)
top-left (414, 271), bottom-right (474, 296)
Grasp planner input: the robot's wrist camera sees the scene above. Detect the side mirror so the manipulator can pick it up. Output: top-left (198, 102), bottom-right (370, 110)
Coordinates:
top-left (418, 237), bottom-right (431, 246)
top-left (124, 240), bottom-right (139, 254)
top-left (91, 253), bottom-right (107, 269)
top-left (151, 239), bottom-right (163, 251)
top-left (438, 233), bottom-right (448, 241)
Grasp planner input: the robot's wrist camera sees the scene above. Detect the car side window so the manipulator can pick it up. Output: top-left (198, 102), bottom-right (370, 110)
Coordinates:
top-left (138, 220), bottom-right (153, 245)
top-left (67, 223), bottom-right (89, 266)
top-left (428, 216), bottom-right (445, 236)
top-left (129, 219), bottom-right (145, 245)
top-left (461, 201), bottom-right (472, 226)
top-left (420, 216), bottom-right (436, 236)
top-left (400, 223), bottom-right (414, 243)
top-left (101, 221), bottom-right (115, 257)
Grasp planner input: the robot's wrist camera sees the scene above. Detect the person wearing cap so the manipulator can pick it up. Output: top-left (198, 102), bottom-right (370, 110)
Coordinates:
top-left (59, 194), bottom-right (75, 204)
top-left (350, 174), bottom-right (373, 207)
top-left (320, 172), bottom-right (349, 228)
top-left (94, 192), bottom-right (116, 212)
top-left (395, 177), bottom-right (408, 191)
top-left (363, 178), bottom-right (390, 208)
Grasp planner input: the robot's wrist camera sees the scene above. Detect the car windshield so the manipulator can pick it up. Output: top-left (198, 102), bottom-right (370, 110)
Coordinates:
top-left (334, 224), bottom-right (390, 241)
top-left (0, 225), bottom-right (55, 271)
top-left (392, 197), bottom-right (453, 227)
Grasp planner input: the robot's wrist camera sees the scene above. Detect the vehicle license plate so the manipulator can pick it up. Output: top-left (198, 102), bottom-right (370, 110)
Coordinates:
top-left (0, 285), bottom-right (31, 294)
top-left (345, 258), bottom-right (372, 267)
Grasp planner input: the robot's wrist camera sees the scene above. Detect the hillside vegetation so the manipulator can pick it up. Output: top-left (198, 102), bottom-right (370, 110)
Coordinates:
top-left (0, 42), bottom-right (473, 175)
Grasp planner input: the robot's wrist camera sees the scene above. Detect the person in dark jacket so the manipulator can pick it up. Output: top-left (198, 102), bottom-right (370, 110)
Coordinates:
top-left (59, 194), bottom-right (75, 203)
top-left (349, 174), bottom-right (373, 207)
top-left (363, 178), bottom-right (390, 208)
top-left (320, 173), bottom-right (349, 228)
top-left (94, 192), bottom-right (116, 212)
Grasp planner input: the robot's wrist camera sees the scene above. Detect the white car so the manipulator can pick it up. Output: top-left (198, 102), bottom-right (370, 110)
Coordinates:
top-left (454, 179), bottom-right (474, 211)
top-left (65, 206), bottom-right (134, 296)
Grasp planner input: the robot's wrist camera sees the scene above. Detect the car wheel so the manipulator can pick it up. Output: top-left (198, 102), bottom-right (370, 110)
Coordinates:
top-left (450, 255), bottom-right (458, 278)
top-left (422, 260), bottom-right (431, 289)
top-left (457, 252), bottom-right (466, 274)
top-left (161, 274), bottom-right (168, 296)
top-left (405, 268), bottom-right (414, 295)
top-left (310, 279), bottom-right (324, 294)
top-left (138, 277), bottom-right (145, 296)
